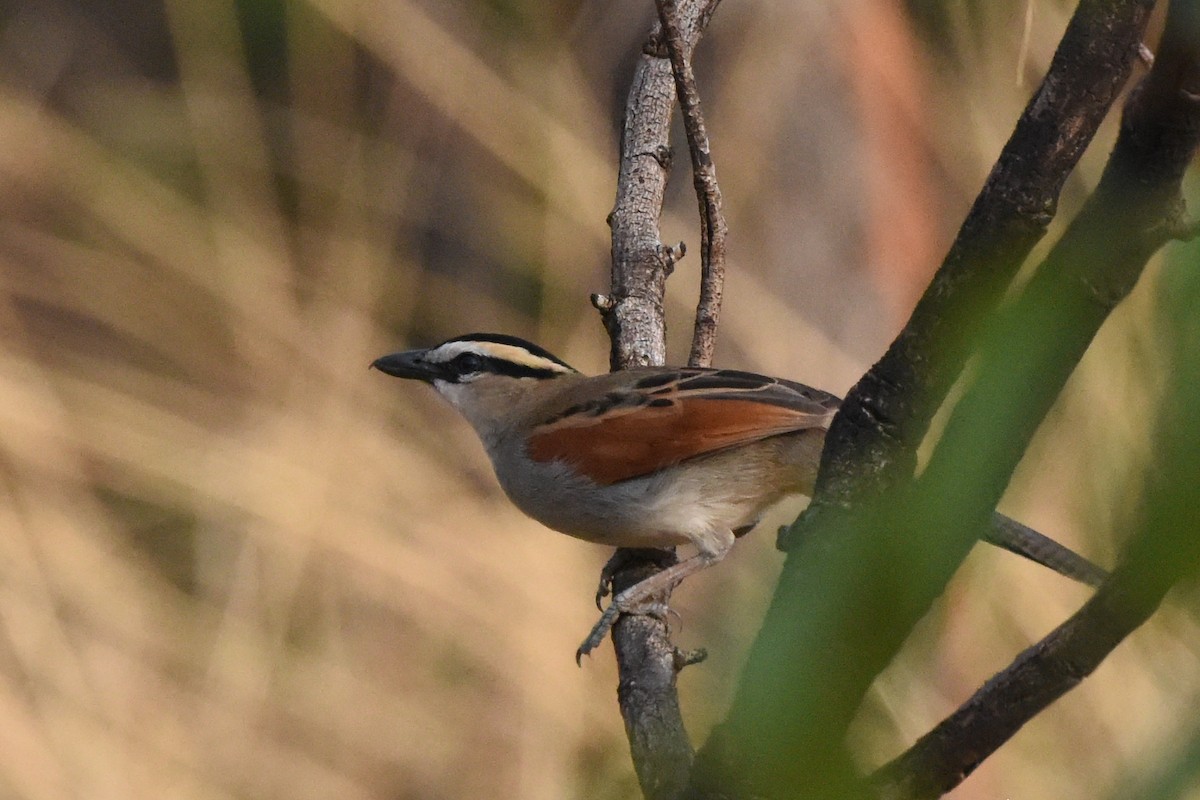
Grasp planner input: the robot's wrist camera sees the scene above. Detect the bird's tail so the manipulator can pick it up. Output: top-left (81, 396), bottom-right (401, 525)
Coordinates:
top-left (985, 513), bottom-right (1108, 587)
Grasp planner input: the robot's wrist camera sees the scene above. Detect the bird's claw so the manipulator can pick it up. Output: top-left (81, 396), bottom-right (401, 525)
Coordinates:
top-left (594, 577), bottom-right (612, 610)
top-left (594, 549), bottom-right (634, 609)
top-left (575, 598), bottom-right (672, 665)
top-left (576, 603), bottom-right (621, 664)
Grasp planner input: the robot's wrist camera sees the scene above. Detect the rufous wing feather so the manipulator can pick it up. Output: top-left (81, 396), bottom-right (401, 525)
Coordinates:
top-left (527, 395), bottom-right (830, 485)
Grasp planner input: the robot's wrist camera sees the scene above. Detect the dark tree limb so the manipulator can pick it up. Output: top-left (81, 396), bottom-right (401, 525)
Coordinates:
top-left (687, 1), bottom-right (1198, 797)
top-left (601, 3), bottom-right (722, 798)
top-left (813, 0), bottom-right (1158, 508)
top-left (876, 4), bottom-right (1200, 794)
top-left (654, 0), bottom-right (728, 369)
top-left (876, 508), bottom-right (1200, 800)
top-left (912, 0), bottom-right (1200, 520)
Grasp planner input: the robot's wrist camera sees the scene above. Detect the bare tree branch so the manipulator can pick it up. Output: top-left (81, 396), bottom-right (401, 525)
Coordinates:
top-left (601, 2), bottom-right (722, 797)
top-left (875, 521), bottom-right (1200, 800)
top-left (654, 0), bottom-right (728, 368)
top-left (602, 0), bottom-right (719, 372)
top-left (609, 549), bottom-right (695, 800)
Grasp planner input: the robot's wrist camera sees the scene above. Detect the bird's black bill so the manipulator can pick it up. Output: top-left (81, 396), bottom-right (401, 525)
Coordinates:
top-left (371, 350), bottom-right (441, 382)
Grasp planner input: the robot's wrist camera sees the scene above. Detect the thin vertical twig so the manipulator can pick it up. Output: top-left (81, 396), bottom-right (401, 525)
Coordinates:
top-left (656, 0), bottom-right (728, 368)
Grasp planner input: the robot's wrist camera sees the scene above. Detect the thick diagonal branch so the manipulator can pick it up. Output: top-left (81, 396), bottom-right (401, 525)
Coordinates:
top-left (686, 2), bottom-right (1181, 797)
top-left (814, 0), bottom-right (1157, 507)
top-left (876, 3), bottom-right (1200, 794)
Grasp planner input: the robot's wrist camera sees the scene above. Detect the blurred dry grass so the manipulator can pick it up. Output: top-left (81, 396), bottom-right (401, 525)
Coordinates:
top-left (0, 0), bottom-right (1197, 798)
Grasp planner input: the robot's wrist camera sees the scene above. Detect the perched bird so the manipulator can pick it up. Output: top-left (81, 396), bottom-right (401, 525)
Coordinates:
top-left (372, 333), bottom-right (1106, 660)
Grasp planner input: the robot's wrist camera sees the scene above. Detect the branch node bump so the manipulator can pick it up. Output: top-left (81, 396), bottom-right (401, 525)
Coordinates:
top-left (673, 647), bottom-right (708, 671)
top-left (643, 31), bottom-right (668, 58)
top-left (1167, 212), bottom-right (1200, 242)
top-left (1138, 42), bottom-right (1154, 67)
top-left (655, 144), bottom-right (674, 169)
top-left (660, 242), bottom-right (686, 273)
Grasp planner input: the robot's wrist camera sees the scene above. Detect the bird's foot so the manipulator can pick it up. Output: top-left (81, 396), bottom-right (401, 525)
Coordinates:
top-left (577, 546), bottom-right (724, 664)
top-left (593, 548), bottom-right (677, 609)
top-left (576, 604), bottom-right (621, 663)
top-left (576, 595), bottom-right (670, 664)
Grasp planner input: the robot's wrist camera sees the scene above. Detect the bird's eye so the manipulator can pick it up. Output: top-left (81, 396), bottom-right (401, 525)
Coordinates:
top-left (453, 352), bottom-right (487, 374)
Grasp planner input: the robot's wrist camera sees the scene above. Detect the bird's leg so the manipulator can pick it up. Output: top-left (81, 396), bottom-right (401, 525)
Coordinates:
top-left (577, 532), bottom-right (734, 663)
top-left (595, 549), bottom-right (632, 608)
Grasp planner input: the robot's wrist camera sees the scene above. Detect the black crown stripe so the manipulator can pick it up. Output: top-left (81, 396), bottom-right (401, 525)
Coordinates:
top-left (447, 333), bottom-right (577, 372)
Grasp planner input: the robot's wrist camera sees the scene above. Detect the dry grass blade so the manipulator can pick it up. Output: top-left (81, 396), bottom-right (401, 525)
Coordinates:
top-left (0, 2), bottom-right (1193, 799)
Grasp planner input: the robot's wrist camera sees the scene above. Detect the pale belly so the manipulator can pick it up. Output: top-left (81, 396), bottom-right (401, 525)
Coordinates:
top-left (488, 439), bottom-right (807, 550)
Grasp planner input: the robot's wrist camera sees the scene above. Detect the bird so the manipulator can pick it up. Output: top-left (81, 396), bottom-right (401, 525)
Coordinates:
top-left (371, 332), bottom-right (1107, 661)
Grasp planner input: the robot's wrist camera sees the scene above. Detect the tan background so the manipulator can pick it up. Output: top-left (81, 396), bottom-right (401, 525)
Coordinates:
top-left (0, 0), bottom-right (1195, 798)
